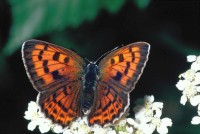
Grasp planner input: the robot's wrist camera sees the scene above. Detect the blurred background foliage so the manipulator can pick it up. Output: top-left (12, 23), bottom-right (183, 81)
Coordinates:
top-left (0, 0), bottom-right (199, 133)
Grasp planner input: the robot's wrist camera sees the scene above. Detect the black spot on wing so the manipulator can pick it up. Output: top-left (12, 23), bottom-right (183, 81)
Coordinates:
top-left (111, 58), bottom-right (115, 65)
top-left (52, 70), bottom-right (63, 80)
top-left (39, 50), bottom-right (44, 55)
top-left (124, 62), bottom-right (130, 75)
top-left (64, 57), bottom-right (69, 63)
top-left (44, 67), bottom-right (49, 73)
top-left (43, 60), bottom-right (48, 66)
top-left (112, 71), bottom-right (122, 81)
top-left (53, 52), bottom-right (60, 61)
top-left (38, 55), bottom-right (42, 60)
top-left (131, 52), bottom-right (135, 62)
top-left (118, 54), bottom-right (124, 62)
top-left (44, 44), bottom-right (48, 50)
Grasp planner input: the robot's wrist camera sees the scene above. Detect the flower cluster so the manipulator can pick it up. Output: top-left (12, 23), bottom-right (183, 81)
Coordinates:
top-left (131, 95), bottom-right (172, 134)
top-left (24, 95), bottom-right (172, 134)
top-left (176, 55), bottom-right (200, 125)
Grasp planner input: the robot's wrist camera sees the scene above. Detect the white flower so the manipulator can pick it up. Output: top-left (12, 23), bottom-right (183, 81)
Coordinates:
top-left (24, 101), bottom-right (40, 120)
top-left (180, 95), bottom-right (187, 105)
top-left (38, 120), bottom-right (51, 133)
top-left (108, 130), bottom-right (117, 134)
top-left (198, 104), bottom-right (200, 115)
top-left (190, 95), bottom-right (200, 106)
top-left (133, 95), bottom-right (172, 134)
top-left (127, 118), bottom-right (135, 126)
top-left (177, 55), bottom-right (200, 126)
top-left (191, 62), bottom-right (200, 72)
top-left (154, 118), bottom-right (172, 134)
top-left (187, 55), bottom-right (197, 62)
top-left (126, 126), bottom-right (133, 133)
top-left (191, 116), bottom-right (200, 125)
top-left (52, 124), bottom-right (63, 133)
top-left (176, 80), bottom-right (190, 91)
top-left (63, 129), bottom-right (72, 134)
top-left (27, 120), bottom-right (38, 131)
top-left (91, 124), bottom-right (107, 134)
top-left (177, 79), bottom-right (198, 105)
top-left (184, 69), bottom-right (196, 81)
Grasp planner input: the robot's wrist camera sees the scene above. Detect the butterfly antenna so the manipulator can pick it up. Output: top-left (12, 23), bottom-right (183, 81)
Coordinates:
top-left (84, 58), bottom-right (91, 63)
top-left (94, 46), bottom-right (119, 64)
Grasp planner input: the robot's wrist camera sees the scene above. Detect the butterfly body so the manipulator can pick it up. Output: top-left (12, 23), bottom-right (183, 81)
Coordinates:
top-left (22, 40), bottom-right (150, 127)
top-left (82, 63), bottom-right (99, 114)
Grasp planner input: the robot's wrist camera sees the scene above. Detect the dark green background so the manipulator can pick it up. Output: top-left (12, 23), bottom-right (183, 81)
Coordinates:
top-left (0, 0), bottom-right (199, 133)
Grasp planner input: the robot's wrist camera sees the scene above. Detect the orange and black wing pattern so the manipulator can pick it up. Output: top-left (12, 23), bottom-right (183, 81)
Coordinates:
top-left (88, 42), bottom-right (150, 126)
top-left (22, 40), bottom-right (86, 126)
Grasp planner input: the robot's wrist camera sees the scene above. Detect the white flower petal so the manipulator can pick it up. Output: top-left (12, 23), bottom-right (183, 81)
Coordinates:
top-left (184, 69), bottom-right (196, 81)
top-left (191, 62), bottom-right (200, 72)
top-left (144, 95), bottom-right (154, 103)
top-left (194, 72), bottom-right (200, 82)
top-left (24, 111), bottom-right (32, 120)
top-left (161, 118), bottom-right (172, 127)
top-left (39, 124), bottom-right (51, 133)
top-left (126, 126), bottom-right (133, 133)
top-left (154, 109), bottom-right (162, 118)
top-left (28, 101), bottom-right (39, 112)
top-left (180, 95), bottom-right (187, 105)
top-left (191, 116), bottom-right (200, 125)
top-left (107, 130), bottom-right (117, 134)
top-left (152, 102), bottom-right (163, 110)
top-left (52, 125), bottom-right (63, 133)
top-left (27, 121), bottom-right (38, 131)
top-left (198, 104), bottom-right (200, 111)
top-left (176, 80), bottom-right (192, 91)
top-left (92, 125), bottom-right (107, 134)
top-left (63, 129), bottom-right (72, 134)
top-left (133, 105), bottom-right (145, 114)
top-left (187, 55), bottom-right (196, 62)
top-left (190, 95), bottom-right (200, 106)
top-left (157, 125), bottom-right (168, 134)
top-left (143, 124), bottom-right (155, 134)
top-left (196, 86), bottom-right (200, 92)
top-left (196, 56), bottom-right (200, 63)
top-left (126, 118), bottom-right (135, 126)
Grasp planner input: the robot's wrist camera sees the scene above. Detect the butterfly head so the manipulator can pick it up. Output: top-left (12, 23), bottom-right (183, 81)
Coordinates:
top-left (86, 62), bottom-right (99, 75)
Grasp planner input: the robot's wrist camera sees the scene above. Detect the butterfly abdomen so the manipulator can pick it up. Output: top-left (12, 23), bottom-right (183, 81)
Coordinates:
top-left (82, 63), bottom-right (99, 114)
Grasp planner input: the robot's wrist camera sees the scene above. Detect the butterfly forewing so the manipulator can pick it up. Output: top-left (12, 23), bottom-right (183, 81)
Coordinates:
top-left (98, 42), bottom-right (150, 93)
top-left (22, 40), bottom-right (85, 92)
top-left (22, 40), bottom-right (86, 126)
top-left (88, 42), bottom-right (150, 126)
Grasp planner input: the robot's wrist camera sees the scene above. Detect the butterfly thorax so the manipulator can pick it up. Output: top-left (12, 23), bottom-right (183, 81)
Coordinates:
top-left (82, 63), bottom-right (99, 114)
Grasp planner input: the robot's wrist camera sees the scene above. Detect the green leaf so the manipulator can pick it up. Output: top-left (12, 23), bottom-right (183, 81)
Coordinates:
top-left (102, 0), bottom-right (126, 13)
top-left (134, 0), bottom-right (151, 10)
top-left (2, 0), bottom-right (126, 56)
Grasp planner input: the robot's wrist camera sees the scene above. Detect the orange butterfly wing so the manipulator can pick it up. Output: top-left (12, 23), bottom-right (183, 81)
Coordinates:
top-left (22, 40), bottom-right (86, 126)
top-left (88, 42), bottom-right (150, 126)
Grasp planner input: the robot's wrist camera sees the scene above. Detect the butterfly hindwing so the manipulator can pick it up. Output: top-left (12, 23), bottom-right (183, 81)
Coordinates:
top-left (88, 42), bottom-right (150, 126)
top-left (88, 81), bottom-right (129, 126)
top-left (22, 39), bottom-right (86, 126)
top-left (38, 81), bottom-right (83, 126)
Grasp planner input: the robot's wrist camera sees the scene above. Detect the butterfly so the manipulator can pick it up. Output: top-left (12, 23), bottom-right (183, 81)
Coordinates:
top-left (22, 39), bottom-right (150, 127)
